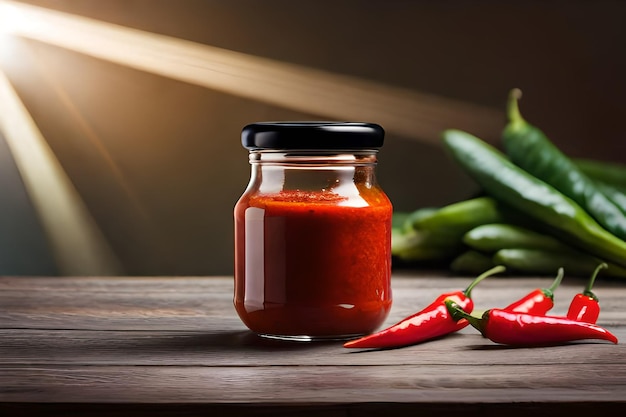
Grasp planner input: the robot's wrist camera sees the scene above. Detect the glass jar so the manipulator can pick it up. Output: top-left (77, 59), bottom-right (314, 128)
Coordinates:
top-left (234, 122), bottom-right (392, 341)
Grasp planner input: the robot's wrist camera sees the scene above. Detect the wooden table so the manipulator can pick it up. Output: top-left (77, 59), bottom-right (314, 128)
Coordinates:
top-left (1, 272), bottom-right (625, 416)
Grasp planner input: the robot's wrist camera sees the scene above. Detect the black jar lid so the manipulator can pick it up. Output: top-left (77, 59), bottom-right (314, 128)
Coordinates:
top-left (241, 122), bottom-right (384, 150)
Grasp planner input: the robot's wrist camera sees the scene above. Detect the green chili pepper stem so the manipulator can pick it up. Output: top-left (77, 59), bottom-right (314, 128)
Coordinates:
top-left (445, 300), bottom-right (486, 334)
top-left (507, 88), bottom-right (524, 126)
top-left (584, 263), bottom-right (607, 299)
top-left (464, 265), bottom-right (506, 297)
top-left (544, 267), bottom-right (564, 298)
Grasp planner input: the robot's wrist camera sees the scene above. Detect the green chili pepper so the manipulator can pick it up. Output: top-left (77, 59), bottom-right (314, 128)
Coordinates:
top-left (392, 227), bottom-right (462, 262)
top-left (502, 89), bottom-right (626, 239)
top-left (463, 223), bottom-right (573, 253)
top-left (392, 197), bottom-right (508, 263)
top-left (493, 248), bottom-right (626, 278)
top-left (576, 158), bottom-right (626, 191)
top-left (400, 207), bottom-right (438, 232)
top-left (594, 181), bottom-right (626, 215)
top-left (410, 197), bottom-right (504, 231)
top-left (441, 129), bottom-right (626, 269)
top-left (450, 250), bottom-right (496, 275)
top-left (392, 212), bottom-right (411, 230)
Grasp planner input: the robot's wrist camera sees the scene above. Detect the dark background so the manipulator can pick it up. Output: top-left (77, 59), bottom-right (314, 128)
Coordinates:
top-left (1, 0), bottom-right (624, 276)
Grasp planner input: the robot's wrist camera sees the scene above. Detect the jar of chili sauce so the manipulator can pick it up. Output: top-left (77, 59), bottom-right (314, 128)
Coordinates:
top-left (234, 122), bottom-right (392, 341)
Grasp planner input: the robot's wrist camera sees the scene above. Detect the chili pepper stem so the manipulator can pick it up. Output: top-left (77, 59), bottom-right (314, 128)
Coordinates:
top-left (584, 263), bottom-right (607, 298)
top-left (464, 265), bottom-right (506, 298)
top-left (507, 88), bottom-right (524, 126)
top-left (445, 300), bottom-right (486, 335)
top-left (544, 267), bottom-right (565, 299)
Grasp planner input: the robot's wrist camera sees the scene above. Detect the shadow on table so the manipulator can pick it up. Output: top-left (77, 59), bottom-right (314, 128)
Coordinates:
top-left (194, 330), bottom-right (343, 350)
top-left (123, 330), bottom-right (345, 353)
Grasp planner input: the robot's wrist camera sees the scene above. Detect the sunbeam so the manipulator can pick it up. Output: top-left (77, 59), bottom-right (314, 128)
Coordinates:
top-left (0, 0), bottom-right (502, 143)
top-left (0, 67), bottom-right (123, 275)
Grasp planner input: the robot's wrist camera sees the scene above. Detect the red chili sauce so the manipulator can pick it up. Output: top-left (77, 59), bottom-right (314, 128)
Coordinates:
top-left (234, 188), bottom-right (392, 338)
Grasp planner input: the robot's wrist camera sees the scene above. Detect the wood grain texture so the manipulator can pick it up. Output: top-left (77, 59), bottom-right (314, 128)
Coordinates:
top-left (1, 273), bottom-right (626, 416)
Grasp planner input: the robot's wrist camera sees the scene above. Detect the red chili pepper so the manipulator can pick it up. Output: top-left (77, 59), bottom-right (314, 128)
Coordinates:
top-left (343, 265), bottom-right (506, 349)
top-left (566, 263), bottom-right (607, 323)
top-left (446, 300), bottom-right (618, 346)
top-left (504, 267), bottom-right (564, 314)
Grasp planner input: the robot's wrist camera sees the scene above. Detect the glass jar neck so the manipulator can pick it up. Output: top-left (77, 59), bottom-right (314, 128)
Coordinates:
top-left (248, 150), bottom-right (379, 166)
top-left (246, 150), bottom-right (380, 197)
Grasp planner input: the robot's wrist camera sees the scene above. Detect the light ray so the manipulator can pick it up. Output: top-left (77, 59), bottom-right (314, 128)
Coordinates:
top-left (26, 42), bottom-right (163, 240)
top-left (23, 46), bottom-right (172, 270)
top-left (0, 0), bottom-right (502, 143)
top-left (0, 67), bottom-right (124, 275)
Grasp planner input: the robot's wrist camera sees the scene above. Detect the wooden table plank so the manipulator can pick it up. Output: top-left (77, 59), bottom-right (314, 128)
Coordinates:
top-left (1, 274), bottom-right (626, 416)
top-left (2, 364), bottom-right (626, 403)
top-left (0, 328), bottom-right (623, 367)
top-left (2, 274), bottom-right (625, 330)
